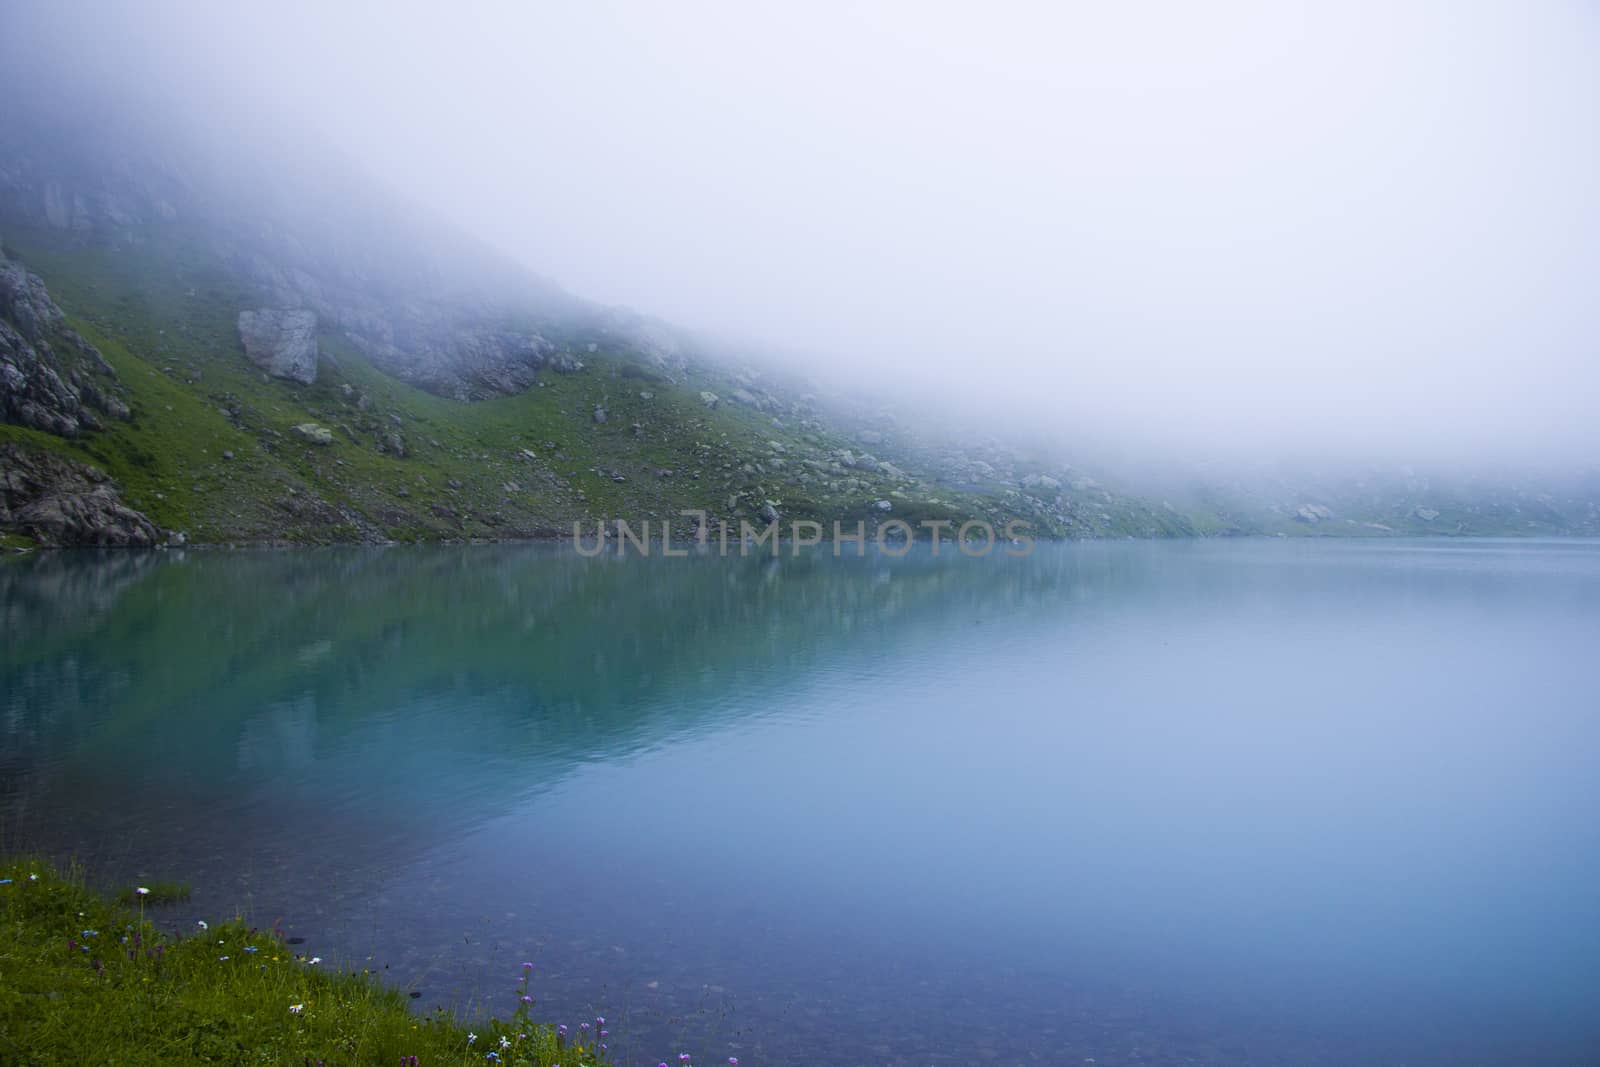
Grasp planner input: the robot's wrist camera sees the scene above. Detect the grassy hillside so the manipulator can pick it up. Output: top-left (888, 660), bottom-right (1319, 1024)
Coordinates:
top-left (0, 222), bottom-right (1189, 547)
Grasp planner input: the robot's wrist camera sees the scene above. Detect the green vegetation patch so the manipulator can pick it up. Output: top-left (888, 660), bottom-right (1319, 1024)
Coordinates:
top-left (0, 858), bottom-right (609, 1066)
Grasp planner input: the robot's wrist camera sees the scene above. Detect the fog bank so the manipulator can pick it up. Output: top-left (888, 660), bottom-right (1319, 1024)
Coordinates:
top-left (10, 1), bottom-right (1599, 468)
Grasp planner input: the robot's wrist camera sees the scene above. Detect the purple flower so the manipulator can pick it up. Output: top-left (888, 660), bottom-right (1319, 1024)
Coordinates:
top-left (730, 1060), bottom-right (740, 1066)
top-left (519, 995), bottom-right (533, 1004)
top-left (580, 1023), bottom-right (591, 1031)
top-left (521, 961), bottom-right (534, 970)
top-left (680, 1056), bottom-right (692, 1064)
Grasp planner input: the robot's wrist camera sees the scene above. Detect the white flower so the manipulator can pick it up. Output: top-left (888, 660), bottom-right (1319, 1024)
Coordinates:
top-left (135, 887), bottom-right (150, 896)
top-left (308, 956), bottom-right (322, 965)
top-left (500, 1037), bottom-right (511, 1050)
top-left (28, 874), bottom-right (38, 881)
top-left (289, 1003), bottom-right (304, 1015)
top-left (196, 920), bottom-right (208, 930)
top-left (467, 1033), bottom-right (477, 1045)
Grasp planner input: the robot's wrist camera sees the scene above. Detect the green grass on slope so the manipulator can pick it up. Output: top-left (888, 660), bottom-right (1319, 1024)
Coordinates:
top-left (5, 222), bottom-right (1040, 545)
top-left (0, 858), bottom-right (606, 1067)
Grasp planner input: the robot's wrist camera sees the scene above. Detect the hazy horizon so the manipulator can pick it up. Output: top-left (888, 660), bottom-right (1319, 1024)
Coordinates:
top-left (7, 0), bottom-right (1599, 472)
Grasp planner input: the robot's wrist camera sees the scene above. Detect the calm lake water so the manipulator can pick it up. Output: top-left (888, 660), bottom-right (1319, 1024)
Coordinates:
top-left (3, 539), bottom-right (1598, 1065)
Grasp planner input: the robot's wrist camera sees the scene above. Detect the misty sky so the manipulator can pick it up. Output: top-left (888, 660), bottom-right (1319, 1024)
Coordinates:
top-left (24, 2), bottom-right (1600, 464)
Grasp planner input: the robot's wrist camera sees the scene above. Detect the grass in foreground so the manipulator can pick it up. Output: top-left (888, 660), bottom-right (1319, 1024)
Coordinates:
top-left (0, 859), bottom-right (609, 1066)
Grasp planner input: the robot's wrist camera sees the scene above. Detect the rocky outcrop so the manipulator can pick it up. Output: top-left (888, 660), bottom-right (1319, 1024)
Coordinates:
top-left (291, 423), bottom-right (333, 445)
top-left (0, 248), bottom-right (129, 435)
top-left (237, 308), bottom-right (319, 383)
top-left (0, 443), bottom-right (160, 546)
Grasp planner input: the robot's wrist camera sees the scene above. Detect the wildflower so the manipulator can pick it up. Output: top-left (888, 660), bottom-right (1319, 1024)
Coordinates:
top-left (308, 956), bottom-right (323, 965)
top-left (596, 1017), bottom-right (605, 1025)
top-left (680, 1055), bottom-right (692, 1063)
top-left (521, 961), bottom-right (534, 970)
top-left (486, 1055), bottom-right (499, 1063)
top-left (467, 1033), bottom-right (477, 1045)
top-left (82, 929), bottom-right (98, 937)
top-left (499, 1036), bottom-right (511, 1050)
top-left (600, 1030), bottom-right (609, 1038)
top-left (28, 874), bottom-right (38, 881)
top-left (244, 946), bottom-right (259, 954)
top-left (219, 955), bottom-right (230, 961)
top-left (196, 920), bottom-right (208, 930)
top-left (519, 995), bottom-right (533, 1005)
top-left (136, 886), bottom-right (150, 896)
top-left (730, 1059), bottom-right (740, 1066)
top-left (0, 879), bottom-right (11, 885)
top-left (580, 1023), bottom-right (591, 1031)
top-left (289, 1003), bottom-right (304, 1014)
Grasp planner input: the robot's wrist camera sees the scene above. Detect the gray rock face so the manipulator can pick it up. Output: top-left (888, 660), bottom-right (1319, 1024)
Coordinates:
top-left (0, 250), bottom-right (128, 436)
top-left (0, 443), bottom-right (160, 546)
top-left (237, 309), bottom-right (319, 383)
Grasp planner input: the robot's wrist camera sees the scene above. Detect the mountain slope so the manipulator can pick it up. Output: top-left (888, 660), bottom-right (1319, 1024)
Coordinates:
top-left (1, 101), bottom-right (1596, 548)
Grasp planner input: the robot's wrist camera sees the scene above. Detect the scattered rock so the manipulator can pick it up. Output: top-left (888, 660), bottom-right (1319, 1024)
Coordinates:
top-left (700, 391), bottom-right (719, 409)
top-left (291, 423), bottom-right (334, 446)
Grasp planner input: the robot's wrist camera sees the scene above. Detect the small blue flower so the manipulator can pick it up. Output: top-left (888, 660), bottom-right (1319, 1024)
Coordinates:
top-left (244, 946), bottom-right (259, 954)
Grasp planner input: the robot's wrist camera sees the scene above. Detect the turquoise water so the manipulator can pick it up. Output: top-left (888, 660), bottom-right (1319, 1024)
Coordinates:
top-left (3, 540), bottom-right (1598, 1065)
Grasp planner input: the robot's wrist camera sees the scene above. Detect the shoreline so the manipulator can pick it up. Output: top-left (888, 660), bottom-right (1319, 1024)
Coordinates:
top-left (1, 857), bottom-right (617, 1067)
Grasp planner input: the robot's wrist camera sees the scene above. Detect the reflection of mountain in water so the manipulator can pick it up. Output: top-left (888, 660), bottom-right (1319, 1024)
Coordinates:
top-left (1, 544), bottom-right (1112, 881)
